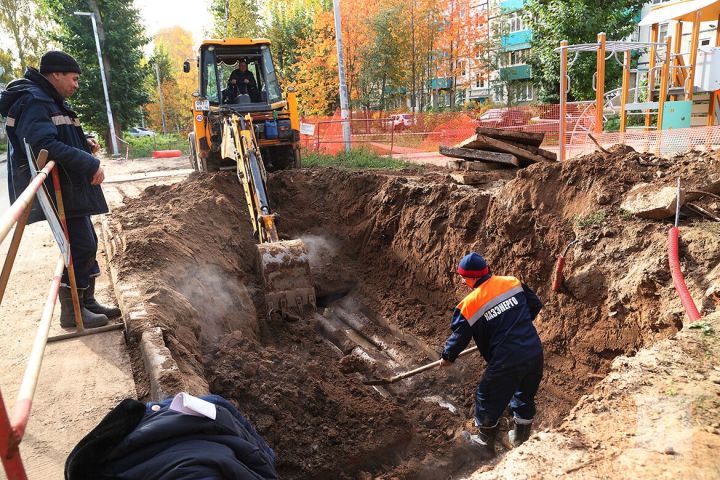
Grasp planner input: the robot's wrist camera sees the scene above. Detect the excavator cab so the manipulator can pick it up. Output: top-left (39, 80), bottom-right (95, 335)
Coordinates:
top-left (187, 39), bottom-right (301, 173)
top-left (185, 39), bottom-right (314, 319)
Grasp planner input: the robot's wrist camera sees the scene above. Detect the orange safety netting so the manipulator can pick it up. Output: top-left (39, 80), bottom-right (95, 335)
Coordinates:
top-left (300, 103), bottom-right (718, 158)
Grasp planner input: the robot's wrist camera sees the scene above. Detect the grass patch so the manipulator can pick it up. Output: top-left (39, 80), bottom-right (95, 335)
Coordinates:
top-left (124, 133), bottom-right (188, 159)
top-left (302, 148), bottom-right (419, 169)
top-left (0, 141), bottom-right (7, 153)
top-left (689, 321), bottom-right (715, 336)
top-left (573, 211), bottom-right (607, 228)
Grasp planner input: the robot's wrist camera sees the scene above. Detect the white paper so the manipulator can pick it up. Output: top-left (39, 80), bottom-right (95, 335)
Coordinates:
top-left (299, 122), bottom-right (315, 136)
top-left (168, 392), bottom-right (217, 420)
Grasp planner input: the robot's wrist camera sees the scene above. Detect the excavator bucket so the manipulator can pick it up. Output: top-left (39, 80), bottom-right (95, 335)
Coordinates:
top-left (257, 239), bottom-right (316, 317)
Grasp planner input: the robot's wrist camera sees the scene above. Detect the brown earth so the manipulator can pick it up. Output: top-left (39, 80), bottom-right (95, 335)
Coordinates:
top-left (106, 146), bottom-right (720, 478)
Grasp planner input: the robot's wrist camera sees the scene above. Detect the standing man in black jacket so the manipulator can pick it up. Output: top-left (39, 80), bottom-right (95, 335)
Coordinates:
top-left (0, 51), bottom-right (121, 329)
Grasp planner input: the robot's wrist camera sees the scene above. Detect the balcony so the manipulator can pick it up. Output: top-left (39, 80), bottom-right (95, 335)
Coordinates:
top-left (428, 77), bottom-right (453, 90)
top-left (501, 29), bottom-right (532, 50)
top-left (500, 0), bottom-right (525, 12)
top-left (499, 64), bottom-right (532, 81)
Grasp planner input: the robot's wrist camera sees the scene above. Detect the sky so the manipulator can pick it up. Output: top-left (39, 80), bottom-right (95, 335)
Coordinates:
top-left (0, 0), bottom-right (215, 54)
top-left (135, 0), bottom-right (214, 46)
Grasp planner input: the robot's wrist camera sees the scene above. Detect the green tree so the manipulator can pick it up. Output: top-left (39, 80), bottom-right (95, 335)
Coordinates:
top-left (39, 0), bottom-right (149, 143)
top-left (0, 49), bottom-right (16, 84)
top-left (523, 0), bottom-right (645, 103)
top-left (261, 0), bottom-right (321, 82)
top-left (210, 0), bottom-right (261, 38)
top-left (0, 0), bottom-right (44, 72)
top-left (357, 4), bottom-right (407, 110)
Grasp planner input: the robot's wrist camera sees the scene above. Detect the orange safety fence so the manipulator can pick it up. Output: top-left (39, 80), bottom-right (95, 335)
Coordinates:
top-left (301, 103), bottom-right (719, 158)
top-left (299, 103), bottom-right (597, 156)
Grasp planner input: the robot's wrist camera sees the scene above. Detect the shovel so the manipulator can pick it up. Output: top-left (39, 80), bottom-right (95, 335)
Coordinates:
top-left (363, 347), bottom-right (478, 386)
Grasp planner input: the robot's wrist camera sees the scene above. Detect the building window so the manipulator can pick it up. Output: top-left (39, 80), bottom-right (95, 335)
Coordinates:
top-left (658, 23), bottom-right (668, 43)
top-left (506, 48), bottom-right (530, 66)
top-left (515, 81), bottom-right (533, 101)
top-left (475, 74), bottom-right (486, 88)
top-left (508, 12), bottom-right (525, 32)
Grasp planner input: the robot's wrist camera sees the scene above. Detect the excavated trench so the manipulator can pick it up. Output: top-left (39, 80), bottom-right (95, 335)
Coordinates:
top-left (108, 147), bottom-right (720, 479)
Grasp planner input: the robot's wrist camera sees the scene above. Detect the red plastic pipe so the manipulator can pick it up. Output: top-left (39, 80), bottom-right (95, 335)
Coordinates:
top-left (152, 150), bottom-right (183, 158)
top-left (668, 226), bottom-right (702, 322)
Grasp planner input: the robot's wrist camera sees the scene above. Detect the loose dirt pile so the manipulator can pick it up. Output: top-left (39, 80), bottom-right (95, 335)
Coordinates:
top-left (107, 146), bottom-right (720, 478)
top-left (470, 311), bottom-right (720, 479)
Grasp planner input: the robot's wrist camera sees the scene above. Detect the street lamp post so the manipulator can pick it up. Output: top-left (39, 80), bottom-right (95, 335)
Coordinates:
top-left (74, 11), bottom-right (119, 156)
top-left (332, 0), bottom-right (351, 153)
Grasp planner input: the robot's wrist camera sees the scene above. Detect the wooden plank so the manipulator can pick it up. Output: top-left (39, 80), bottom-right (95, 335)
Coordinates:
top-left (440, 146), bottom-right (520, 167)
top-left (462, 134), bottom-right (549, 164)
top-left (499, 138), bottom-right (557, 161)
top-left (465, 161), bottom-right (511, 172)
top-left (474, 127), bottom-right (545, 147)
top-left (450, 172), bottom-right (490, 185)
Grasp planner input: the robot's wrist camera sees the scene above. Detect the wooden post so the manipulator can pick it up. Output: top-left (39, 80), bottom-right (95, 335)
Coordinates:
top-left (716, 13), bottom-right (720, 47)
top-left (619, 50), bottom-right (631, 134)
top-left (709, 90), bottom-right (720, 127)
top-left (50, 169), bottom-right (84, 332)
top-left (595, 33), bottom-right (606, 133)
top-left (686, 11), bottom-right (701, 101)
top-left (671, 21), bottom-right (683, 100)
top-left (657, 36), bottom-right (672, 154)
top-left (559, 40), bottom-right (569, 162)
top-left (646, 24), bottom-right (659, 129)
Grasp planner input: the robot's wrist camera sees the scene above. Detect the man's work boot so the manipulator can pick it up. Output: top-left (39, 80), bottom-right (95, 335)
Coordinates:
top-left (59, 286), bottom-right (109, 329)
top-left (508, 419), bottom-right (533, 447)
top-left (462, 423), bottom-right (499, 460)
top-left (84, 277), bottom-right (121, 319)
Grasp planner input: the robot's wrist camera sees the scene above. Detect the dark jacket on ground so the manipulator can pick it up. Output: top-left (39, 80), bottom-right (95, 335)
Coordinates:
top-left (65, 394), bottom-right (278, 480)
top-left (0, 67), bottom-right (108, 223)
top-left (442, 274), bottom-right (543, 366)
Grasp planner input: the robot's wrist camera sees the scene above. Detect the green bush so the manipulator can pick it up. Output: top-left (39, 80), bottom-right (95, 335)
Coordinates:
top-left (302, 148), bottom-right (419, 170)
top-left (573, 211), bottom-right (607, 227)
top-left (124, 133), bottom-right (188, 159)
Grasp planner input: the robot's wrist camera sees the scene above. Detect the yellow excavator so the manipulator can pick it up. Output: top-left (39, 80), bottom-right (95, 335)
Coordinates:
top-left (184, 38), bottom-right (315, 316)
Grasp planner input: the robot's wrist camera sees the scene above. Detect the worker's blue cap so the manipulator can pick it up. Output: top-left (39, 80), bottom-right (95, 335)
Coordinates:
top-left (457, 252), bottom-right (488, 278)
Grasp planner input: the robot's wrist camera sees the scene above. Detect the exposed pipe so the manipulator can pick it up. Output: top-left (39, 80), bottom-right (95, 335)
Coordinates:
top-left (552, 239), bottom-right (579, 292)
top-left (668, 178), bottom-right (701, 322)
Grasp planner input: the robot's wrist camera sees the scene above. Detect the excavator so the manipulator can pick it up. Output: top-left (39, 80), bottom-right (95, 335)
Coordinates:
top-left (183, 38), bottom-right (315, 317)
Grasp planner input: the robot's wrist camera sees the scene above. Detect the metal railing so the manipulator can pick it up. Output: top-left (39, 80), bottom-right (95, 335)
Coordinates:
top-left (0, 149), bottom-right (122, 479)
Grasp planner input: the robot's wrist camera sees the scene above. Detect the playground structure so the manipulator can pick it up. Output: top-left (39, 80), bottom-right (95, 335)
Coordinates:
top-left (558, 0), bottom-right (720, 161)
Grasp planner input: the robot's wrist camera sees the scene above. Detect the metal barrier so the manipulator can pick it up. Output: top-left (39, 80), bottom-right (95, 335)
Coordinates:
top-left (0, 149), bottom-right (122, 479)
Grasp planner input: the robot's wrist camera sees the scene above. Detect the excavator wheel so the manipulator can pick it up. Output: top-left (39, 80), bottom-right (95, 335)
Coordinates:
top-left (257, 239), bottom-right (316, 318)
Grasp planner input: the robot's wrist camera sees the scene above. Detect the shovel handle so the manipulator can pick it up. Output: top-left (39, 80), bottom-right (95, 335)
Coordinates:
top-left (552, 255), bottom-right (566, 292)
top-left (387, 347), bottom-right (478, 383)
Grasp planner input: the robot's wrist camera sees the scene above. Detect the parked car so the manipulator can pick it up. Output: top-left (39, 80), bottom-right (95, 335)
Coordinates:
top-left (475, 108), bottom-right (532, 128)
top-left (128, 127), bottom-right (155, 137)
top-left (389, 113), bottom-right (415, 130)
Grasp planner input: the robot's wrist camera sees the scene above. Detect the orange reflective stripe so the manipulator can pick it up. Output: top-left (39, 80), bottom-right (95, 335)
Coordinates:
top-left (458, 276), bottom-right (523, 326)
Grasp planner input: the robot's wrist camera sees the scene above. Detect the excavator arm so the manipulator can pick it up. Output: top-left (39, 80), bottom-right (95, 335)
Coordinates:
top-left (220, 113), bottom-right (315, 317)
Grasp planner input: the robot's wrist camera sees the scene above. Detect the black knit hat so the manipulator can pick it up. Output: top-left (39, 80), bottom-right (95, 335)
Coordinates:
top-left (40, 51), bottom-right (82, 75)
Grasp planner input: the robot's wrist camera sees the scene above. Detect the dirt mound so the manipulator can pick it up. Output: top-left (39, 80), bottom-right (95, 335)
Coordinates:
top-left (107, 146), bottom-right (720, 478)
top-left (269, 146), bottom-right (720, 426)
top-left (470, 311), bottom-right (720, 479)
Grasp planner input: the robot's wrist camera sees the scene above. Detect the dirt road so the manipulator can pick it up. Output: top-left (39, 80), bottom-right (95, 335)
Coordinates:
top-left (0, 154), bottom-right (189, 478)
